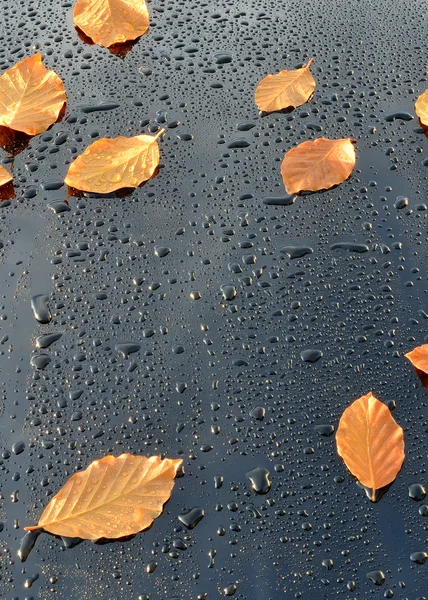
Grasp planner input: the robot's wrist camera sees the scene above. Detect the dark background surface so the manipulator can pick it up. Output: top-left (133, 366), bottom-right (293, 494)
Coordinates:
top-left (0, 0), bottom-right (427, 598)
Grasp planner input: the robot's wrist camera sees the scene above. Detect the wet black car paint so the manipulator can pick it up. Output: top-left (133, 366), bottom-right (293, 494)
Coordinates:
top-left (0, 0), bottom-right (427, 598)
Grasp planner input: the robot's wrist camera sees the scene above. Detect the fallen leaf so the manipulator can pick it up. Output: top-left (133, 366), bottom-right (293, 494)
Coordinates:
top-left (281, 137), bottom-right (356, 194)
top-left (64, 130), bottom-right (163, 194)
top-left (405, 344), bottom-right (428, 387)
top-left (415, 90), bottom-right (428, 127)
top-left (405, 344), bottom-right (428, 374)
top-left (0, 165), bottom-right (12, 187)
top-left (255, 58), bottom-right (315, 113)
top-left (336, 393), bottom-right (404, 502)
top-left (25, 453), bottom-right (182, 539)
top-left (0, 54), bottom-right (66, 136)
top-left (74, 0), bottom-right (150, 48)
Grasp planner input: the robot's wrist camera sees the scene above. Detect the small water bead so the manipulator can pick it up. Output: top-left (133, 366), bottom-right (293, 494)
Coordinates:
top-left (280, 245), bottom-right (313, 259)
top-left (300, 349), bottom-right (323, 363)
top-left (249, 406), bottom-right (265, 420)
top-left (263, 195), bottom-right (296, 206)
top-left (394, 196), bottom-right (409, 209)
top-left (215, 51), bottom-right (232, 64)
top-left (367, 570), bottom-right (386, 585)
top-left (146, 561), bottom-right (157, 573)
top-left (314, 424), bottom-right (335, 436)
top-left (30, 294), bottom-right (52, 324)
top-left (12, 441), bottom-right (25, 455)
top-left (115, 343), bottom-right (141, 358)
top-left (178, 507), bottom-right (204, 529)
top-left (18, 531), bottom-right (40, 562)
top-left (224, 584), bottom-right (237, 596)
top-left (409, 483), bottom-right (426, 501)
top-left (220, 284), bottom-right (237, 301)
top-left (227, 138), bottom-right (250, 149)
top-left (410, 552), bottom-right (428, 564)
top-left (385, 111), bottom-right (413, 121)
top-left (154, 245), bottom-right (171, 258)
top-left (330, 242), bottom-right (369, 253)
top-left (246, 467), bottom-right (271, 494)
top-left (30, 354), bottom-right (51, 370)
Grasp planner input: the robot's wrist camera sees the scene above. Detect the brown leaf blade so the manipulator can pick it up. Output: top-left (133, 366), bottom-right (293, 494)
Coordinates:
top-left (64, 132), bottom-right (162, 194)
top-left (281, 137), bottom-right (356, 194)
top-left (336, 393), bottom-right (404, 501)
top-left (0, 165), bottom-right (12, 187)
top-left (415, 90), bottom-right (428, 127)
top-left (25, 454), bottom-right (182, 539)
top-left (0, 54), bottom-right (66, 136)
top-left (74, 0), bottom-right (150, 48)
top-left (255, 58), bottom-right (315, 113)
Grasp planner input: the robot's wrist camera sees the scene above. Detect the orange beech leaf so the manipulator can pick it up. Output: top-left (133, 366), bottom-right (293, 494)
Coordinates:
top-left (415, 90), bottom-right (428, 127)
top-left (0, 165), bottom-right (12, 187)
top-left (74, 0), bottom-right (150, 48)
top-left (405, 344), bottom-right (428, 387)
top-left (25, 454), bottom-right (182, 540)
top-left (255, 58), bottom-right (315, 113)
top-left (336, 393), bottom-right (404, 502)
top-left (281, 137), bottom-right (356, 194)
top-left (64, 130), bottom-right (163, 194)
top-left (405, 344), bottom-right (428, 373)
top-left (0, 54), bottom-right (66, 136)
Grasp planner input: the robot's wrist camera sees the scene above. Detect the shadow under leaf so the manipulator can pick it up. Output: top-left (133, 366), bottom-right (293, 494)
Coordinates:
top-left (0, 126), bottom-right (31, 157)
top-left (75, 27), bottom-right (142, 58)
top-left (413, 366), bottom-right (428, 389)
top-left (0, 181), bottom-right (15, 201)
top-left (67, 185), bottom-right (137, 200)
top-left (358, 481), bottom-right (393, 503)
top-left (19, 525), bottom-right (151, 561)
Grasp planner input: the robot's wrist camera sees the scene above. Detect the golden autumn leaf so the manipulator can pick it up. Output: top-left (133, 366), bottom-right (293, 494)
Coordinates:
top-left (74, 0), bottom-right (150, 48)
top-left (405, 344), bottom-right (428, 373)
top-left (255, 58), bottom-right (315, 113)
top-left (64, 130), bottom-right (163, 194)
top-left (0, 54), bottom-right (66, 136)
top-left (405, 344), bottom-right (428, 387)
top-left (0, 165), bottom-right (12, 187)
top-left (336, 393), bottom-right (404, 502)
top-left (25, 454), bottom-right (182, 540)
top-left (415, 90), bottom-right (428, 127)
top-left (281, 137), bottom-right (356, 194)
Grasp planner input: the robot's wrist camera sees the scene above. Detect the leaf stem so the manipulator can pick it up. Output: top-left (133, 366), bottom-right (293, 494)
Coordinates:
top-left (153, 128), bottom-right (166, 140)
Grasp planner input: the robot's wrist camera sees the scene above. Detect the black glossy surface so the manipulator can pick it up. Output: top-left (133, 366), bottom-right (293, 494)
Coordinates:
top-left (0, 0), bottom-right (428, 598)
